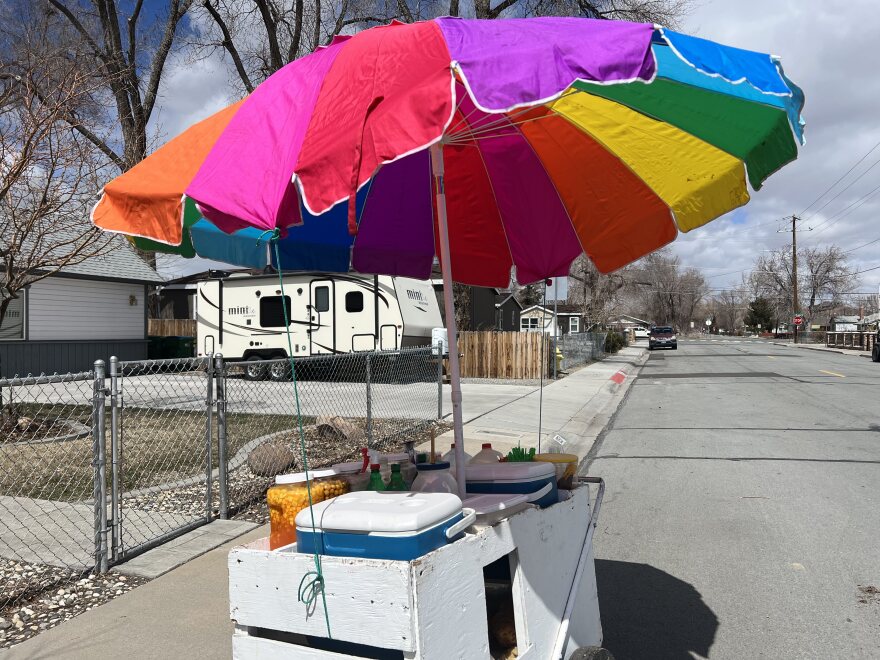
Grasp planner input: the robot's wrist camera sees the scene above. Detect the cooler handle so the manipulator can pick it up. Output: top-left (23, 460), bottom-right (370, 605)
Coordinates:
top-left (524, 482), bottom-right (553, 504)
top-left (445, 508), bottom-right (476, 539)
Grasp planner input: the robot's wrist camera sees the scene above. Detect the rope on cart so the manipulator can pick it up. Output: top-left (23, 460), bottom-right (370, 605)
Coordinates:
top-left (259, 229), bottom-right (332, 637)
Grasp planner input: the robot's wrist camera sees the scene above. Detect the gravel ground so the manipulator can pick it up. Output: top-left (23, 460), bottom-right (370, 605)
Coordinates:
top-left (0, 559), bottom-right (146, 649)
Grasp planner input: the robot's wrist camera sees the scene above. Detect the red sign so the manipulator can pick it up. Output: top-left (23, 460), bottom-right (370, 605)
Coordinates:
top-left (793, 315), bottom-right (804, 326)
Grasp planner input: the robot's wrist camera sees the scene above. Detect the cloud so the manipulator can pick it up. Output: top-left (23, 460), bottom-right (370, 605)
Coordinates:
top-left (670, 0), bottom-right (880, 297)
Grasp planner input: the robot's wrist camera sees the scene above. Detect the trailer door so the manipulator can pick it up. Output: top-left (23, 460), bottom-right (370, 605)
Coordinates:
top-left (309, 279), bottom-right (335, 354)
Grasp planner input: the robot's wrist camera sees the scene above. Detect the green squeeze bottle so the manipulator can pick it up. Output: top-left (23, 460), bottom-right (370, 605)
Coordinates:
top-left (387, 463), bottom-right (408, 491)
top-left (367, 463), bottom-right (386, 492)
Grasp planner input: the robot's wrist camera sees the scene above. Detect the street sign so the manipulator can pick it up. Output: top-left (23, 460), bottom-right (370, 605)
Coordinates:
top-left (793, 315), bottom-right (805, 326)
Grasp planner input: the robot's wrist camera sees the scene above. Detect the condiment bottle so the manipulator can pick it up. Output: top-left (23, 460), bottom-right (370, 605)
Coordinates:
top-left (387, 464), bottom-right (409, 491)
top-left (367, 463), bottom-right (386, 491)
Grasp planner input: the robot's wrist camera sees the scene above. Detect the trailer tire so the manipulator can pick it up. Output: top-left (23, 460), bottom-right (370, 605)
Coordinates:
top-left (244, 356), bottom-right (267, 381)
top-left (872, 345), bottom-right (880, 362)
top-left (269, 355), bottom-right (292, 382)
top-left (571, 647), bottom-right (615, 660)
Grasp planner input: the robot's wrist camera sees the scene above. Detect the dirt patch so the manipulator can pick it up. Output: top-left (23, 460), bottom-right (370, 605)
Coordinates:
top-left (857, 585), bottom-right (879, 605)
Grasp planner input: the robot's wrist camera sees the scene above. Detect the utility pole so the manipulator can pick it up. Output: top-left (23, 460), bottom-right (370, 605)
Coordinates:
top-left (792, 215), bottom-right (799, 344)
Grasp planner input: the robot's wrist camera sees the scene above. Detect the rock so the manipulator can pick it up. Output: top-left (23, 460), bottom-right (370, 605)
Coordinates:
top-left (247, 440), bottom-right (297, 477)
top-left (0, 619), bottom-right (10, 631)
top-left (316, 415), bottom-right (366, 444)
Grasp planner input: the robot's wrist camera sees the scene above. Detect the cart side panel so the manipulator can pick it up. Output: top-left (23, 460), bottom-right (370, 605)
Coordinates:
top-left (229, 544), bottom-right (416, 652)
top-left (563, 539), bottom-right (603, 657)
top-left (505, 486), bottom-right (602, 656)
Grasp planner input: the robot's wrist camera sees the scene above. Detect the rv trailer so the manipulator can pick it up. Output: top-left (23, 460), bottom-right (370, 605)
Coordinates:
top-left (196, 273), bottom-right (441, 379)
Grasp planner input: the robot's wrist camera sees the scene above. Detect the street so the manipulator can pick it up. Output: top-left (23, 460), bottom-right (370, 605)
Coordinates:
top-left (589, 339), bottom-right (880, 659)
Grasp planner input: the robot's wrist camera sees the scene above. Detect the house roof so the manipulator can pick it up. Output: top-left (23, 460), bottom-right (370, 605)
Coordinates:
top-left (58, 235), bottom-right (164, 283)
top-left (521, 304), bottom-right (582, 316)
top-left (494, 293), bottom-right (523, 310)
top-left (610, 314), bottom-right (652, 326)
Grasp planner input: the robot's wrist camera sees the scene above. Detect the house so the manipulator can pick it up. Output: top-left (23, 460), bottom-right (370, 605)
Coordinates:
top-left (829, 315), bottom-right (860, 332)
top-left (0, 237), bottom-right (163, 377)
top-left (431, 282), bottom-right (522, 331)
top-left (519, 304), bottom-right (587, 335)
top-left (607, 314), bottom-right (653, 332)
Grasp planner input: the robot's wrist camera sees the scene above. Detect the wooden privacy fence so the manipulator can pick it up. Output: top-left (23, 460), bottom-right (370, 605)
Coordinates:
top-left (826, 331), bottom-right (877, 352)
top-left (456, 331), bottom-right (549, 379)
top-left (148, 319), bottom-right (197, 337)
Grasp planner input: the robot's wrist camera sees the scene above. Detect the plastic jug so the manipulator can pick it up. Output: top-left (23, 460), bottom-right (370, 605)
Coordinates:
top-left (411, 462), bottom-right (459, 494)
top-left (469, 443), bottom-right (504, 464)
top-left (441, 443), bottom-right (473, 469)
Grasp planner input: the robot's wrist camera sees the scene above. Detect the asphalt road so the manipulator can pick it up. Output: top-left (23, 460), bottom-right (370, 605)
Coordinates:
top-left (587, 338), bottom-right (880, 660)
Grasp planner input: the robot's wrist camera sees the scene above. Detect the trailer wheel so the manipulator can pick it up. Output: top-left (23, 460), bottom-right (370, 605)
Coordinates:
top-left (244, 356), bottom-right (267, 381)
top-left (269, 356), bottom-right (292, 382)
top-left (873, 345), bottom-right (880, 362)
top-left (570, 647), bottom-right (615, 660)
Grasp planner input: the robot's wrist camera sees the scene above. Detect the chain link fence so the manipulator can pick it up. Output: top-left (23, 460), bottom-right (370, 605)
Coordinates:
top-left (553, 332), bottom-right (608, 373)
top-left (220, 346), bottom-right (443, 522)
top-left (0, 347), bottom-right (444, 614)
top-left (0, 371), bottom-right (99, 610)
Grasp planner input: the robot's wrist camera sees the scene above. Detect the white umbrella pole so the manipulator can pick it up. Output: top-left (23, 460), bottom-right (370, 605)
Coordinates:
top-left (430, 142), bottom-right (467, 499)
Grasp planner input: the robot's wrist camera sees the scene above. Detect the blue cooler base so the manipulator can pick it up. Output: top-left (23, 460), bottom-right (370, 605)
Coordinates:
top-left (466, 476), bottom-right (558, 508)
top-left (297, 512), bottom-right (463, 561)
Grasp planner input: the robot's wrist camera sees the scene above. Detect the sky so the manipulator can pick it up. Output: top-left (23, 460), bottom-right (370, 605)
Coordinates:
top-left (152, 0), bottom-right (880, 303)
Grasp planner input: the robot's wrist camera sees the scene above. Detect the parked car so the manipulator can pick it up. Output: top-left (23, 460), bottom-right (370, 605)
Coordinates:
top-left (634, 327), bottom-right (649, 340)
top-left (649, 326), bottom-right (677, 350)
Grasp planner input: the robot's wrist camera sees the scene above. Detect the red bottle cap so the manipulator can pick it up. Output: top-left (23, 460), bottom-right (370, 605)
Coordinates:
top-left (370, 463), bottom-right (380, 471)
top-left (482, 443), bottom-right (492, 449)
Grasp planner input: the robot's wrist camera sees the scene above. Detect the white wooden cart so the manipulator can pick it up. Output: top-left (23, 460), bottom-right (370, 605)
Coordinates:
top-left (228, 477), bottom-right (607, 659)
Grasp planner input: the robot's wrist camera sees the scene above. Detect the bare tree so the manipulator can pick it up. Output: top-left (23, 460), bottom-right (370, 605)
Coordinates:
top-left (629, 249), bottom-right (708, 331)
top-left (750, 246), bottom-right (856, 324)
top-left (0, 31), bottom-right (115, 329)
top-left (194, 0), bottom-right (691, 94)
top-left (29, 0), bottom-right (195, 172)
top-left (567, 255), bottom-right (629, 328)
top-left (711, 286), bottom-right (747, 334)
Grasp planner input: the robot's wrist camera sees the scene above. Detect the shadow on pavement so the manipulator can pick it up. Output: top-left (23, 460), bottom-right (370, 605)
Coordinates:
top-left (596, 559), bottom-right (718, 660)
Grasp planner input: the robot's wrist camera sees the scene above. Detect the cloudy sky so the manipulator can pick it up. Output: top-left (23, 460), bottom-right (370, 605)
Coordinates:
top-left (153, 0), bottom-right (880, 302)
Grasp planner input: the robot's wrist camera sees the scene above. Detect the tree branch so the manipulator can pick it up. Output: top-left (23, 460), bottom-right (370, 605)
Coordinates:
top-left (203, 0), bottom-right (255, 93)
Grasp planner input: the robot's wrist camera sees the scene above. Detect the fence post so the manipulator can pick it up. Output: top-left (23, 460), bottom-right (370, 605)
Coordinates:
top-left (215, 354), bottom-right (229, 520)
top-left (437, 342), bottom-right (444, 419)
top-left (108, 356), bottom-right (121, 563)
top-left (92, 360), bottom-right (109, 574)
top-left (365, 353), bottom-right (373, 446)
top-left (205, 354), bottom-right (214, 523)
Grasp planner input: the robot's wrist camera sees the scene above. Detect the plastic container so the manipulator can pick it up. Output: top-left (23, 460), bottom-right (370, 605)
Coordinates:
top-left (534, 453), bottom-right (578, 489)
top-left (267, 469), bottom-right (350, 550)
top-left (469, 443), bottom-right (504, 464)
top-left (295, 491), bottom-right (474, 561)
top-left (411, 461), bottom-right (459, 494)
top-left (387, 464), bottom-right (409, 491)
top-left (384, 452), bottom-right (417, 484)
top-left (441, 443), bottom-right (473, 469)
top-left (463, 493), bottom-right (530, 528)
top-left (331, 461), bottom-right (370, 491)
top-left (465, 462), bottom-right (558, 508)
top-left (367, 464), bottom-right (387, 491)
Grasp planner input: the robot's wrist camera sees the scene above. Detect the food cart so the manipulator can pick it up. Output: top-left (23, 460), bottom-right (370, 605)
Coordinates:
top-left (228, 477), bottom-right (607, 659)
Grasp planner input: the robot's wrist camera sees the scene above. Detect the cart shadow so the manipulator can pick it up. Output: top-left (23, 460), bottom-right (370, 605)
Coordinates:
top-left (595, 559), bottom-right (718, 660)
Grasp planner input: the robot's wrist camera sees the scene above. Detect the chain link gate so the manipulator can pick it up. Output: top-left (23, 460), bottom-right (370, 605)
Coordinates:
top-left (108, 356), bottom-right (216, 564)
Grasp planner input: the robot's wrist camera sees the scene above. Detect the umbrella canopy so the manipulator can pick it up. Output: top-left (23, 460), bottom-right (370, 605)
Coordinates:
top-left (91, 16), bottom-right (804, 498)
top-left (93, 17), bottom-right (804, 286)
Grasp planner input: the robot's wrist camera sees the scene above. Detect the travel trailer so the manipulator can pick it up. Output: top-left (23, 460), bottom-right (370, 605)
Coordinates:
top-left (196, 273), bottom-right (441, 379)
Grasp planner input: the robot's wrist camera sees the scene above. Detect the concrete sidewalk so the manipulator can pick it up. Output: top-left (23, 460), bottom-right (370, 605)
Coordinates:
top-left (427, 346), bottom-right (647, 459)
top-left (772, 341), bottom-right (872, 359)
top-left (3, 348), bottom-right (646, 659)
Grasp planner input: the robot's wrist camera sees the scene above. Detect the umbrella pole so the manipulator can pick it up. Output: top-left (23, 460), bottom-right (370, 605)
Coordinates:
top-left (431, 142), bottom-right (467, 499)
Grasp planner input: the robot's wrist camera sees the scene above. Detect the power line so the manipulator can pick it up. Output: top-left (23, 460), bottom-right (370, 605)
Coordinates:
top-left (798, 137), bottom-right (880, 217)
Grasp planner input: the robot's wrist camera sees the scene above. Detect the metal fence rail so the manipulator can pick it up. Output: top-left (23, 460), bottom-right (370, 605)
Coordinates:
top-left (0, 370), bottom-right (99, 607)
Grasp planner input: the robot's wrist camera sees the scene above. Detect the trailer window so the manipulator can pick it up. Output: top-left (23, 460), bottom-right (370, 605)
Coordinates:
top-left (314, 286), bottom-right (330, 312)
top-left (345, 291), bottom-right (364, 313)
top-left (260, 296), bottom-right (292, 327)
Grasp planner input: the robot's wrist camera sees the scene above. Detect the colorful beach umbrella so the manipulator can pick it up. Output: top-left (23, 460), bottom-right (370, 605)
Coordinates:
top-left (91, 17), bottom-right (805, 494)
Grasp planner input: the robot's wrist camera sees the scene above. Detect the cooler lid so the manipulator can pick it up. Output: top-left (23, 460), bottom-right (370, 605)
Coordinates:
top-left (463, 493), bottom-right (528, 514)
top-left (295, 491), bottom-right (462, 533)
top-left (465, 462), bottom-right (554, 483)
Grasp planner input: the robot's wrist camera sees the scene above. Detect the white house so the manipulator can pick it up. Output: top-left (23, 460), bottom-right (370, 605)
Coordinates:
top-left (0, 237), bottom-right (163, 377)
top-left (519, 304), bottom-right (587, 335)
